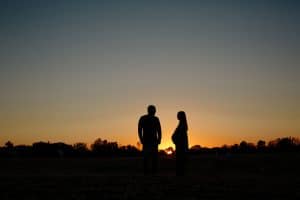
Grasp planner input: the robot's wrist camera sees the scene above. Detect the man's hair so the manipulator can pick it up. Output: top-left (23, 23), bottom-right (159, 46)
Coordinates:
top-left (147, 105), bottom-right (156, 115)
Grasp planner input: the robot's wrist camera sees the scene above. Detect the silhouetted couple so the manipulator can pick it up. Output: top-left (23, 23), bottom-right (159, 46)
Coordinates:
top-left (138, 105), bottom-right (188, 176)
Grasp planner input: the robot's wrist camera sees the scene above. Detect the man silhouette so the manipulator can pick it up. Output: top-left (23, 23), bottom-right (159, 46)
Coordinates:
top-left (138, 105), bottom-right (162, 174)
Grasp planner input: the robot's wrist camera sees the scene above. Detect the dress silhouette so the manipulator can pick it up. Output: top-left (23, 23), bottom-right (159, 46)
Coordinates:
top-left (172, 111), bottom-right (189, 176)
top-left (138, 105), bottom-right (162, 174)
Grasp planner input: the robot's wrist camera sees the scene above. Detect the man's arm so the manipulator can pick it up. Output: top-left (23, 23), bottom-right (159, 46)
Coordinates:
top-left (157, 118), bottom-right (162, 144)
top-left (138, 117), bottom-right (143, 144)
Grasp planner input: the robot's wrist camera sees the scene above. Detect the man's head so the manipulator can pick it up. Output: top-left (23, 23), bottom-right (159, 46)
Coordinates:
top-left (147, 105), bottom-right (156, 116)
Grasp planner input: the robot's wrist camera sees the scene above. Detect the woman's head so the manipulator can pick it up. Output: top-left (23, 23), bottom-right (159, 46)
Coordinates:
top-left (177, 111), bottom-right (188, 131)
top-left (177, 111), bottom-right (186, 121)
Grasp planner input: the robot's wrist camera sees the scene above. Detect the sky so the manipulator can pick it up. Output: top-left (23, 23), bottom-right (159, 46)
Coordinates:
top-left (0, 0), bottom-right (299, 149)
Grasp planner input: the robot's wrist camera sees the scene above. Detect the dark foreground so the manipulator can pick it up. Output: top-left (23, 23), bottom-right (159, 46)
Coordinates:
top-left (1, 154), bottom-right (299, 200)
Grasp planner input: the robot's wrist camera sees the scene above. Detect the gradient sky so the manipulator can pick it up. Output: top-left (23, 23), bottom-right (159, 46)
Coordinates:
top-left (0, 0), bottom-right (299, 148)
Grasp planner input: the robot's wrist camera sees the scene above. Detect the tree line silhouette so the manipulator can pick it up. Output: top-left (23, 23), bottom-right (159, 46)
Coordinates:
top-left (190, 137), bottom-right (300, 155)
top-left (0, 138), bottom-right (140, 158)
top-left (0, 137), bottom-right (299, 158)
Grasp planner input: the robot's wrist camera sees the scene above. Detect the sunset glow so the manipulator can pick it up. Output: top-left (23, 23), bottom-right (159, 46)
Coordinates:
top-left (166, 150), bottom-right (173, 155)
top-left (0, 1), bottom-right (299, 148)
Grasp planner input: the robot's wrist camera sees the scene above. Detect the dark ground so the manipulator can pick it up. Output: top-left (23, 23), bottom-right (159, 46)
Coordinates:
top-left (0, 153), bottom-right (299, 200)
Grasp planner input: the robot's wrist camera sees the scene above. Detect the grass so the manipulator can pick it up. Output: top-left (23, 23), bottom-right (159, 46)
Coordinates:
top-left (0, 153), bottom-right (299, 199)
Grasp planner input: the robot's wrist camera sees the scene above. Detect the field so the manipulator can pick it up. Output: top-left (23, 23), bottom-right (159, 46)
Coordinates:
top-left (1, 154), bottom-right (299, 200)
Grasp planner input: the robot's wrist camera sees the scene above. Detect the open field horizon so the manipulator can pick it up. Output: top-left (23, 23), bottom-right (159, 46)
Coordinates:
top-left (1, 1), bottom-right (300, 199)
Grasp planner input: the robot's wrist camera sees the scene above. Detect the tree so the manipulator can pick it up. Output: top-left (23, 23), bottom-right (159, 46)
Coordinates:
top-left (119, 145), bottom-right (140, 156)
top-left (73, 142), bottom-right (89, 156)
top-left (190, 145), bottom-right (201, 151)
top-left (257, 140), bottom-right (266, 152)
top-left (239, 141), bottom-right (248, 152)
top-left (230, 144), bottom-right (239, 153)
top-left (91, 138), bottom-right (104, 152)
top-left (5, 141), bottom-right (14, 149)
top-left (277, 137), bottom-right (295, 151)
top-left (91, 138), bottom-right (118, 156)
top-left (257, 140), bottom-right (266, 148)
top-left (73, 142), bottom-right (88, 152)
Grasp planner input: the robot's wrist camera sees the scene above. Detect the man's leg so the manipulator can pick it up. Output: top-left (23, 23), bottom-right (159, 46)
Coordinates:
top-left (152, 146), bottom-right (158, 174)
top-left (143, 146), bottom-right (150, 175)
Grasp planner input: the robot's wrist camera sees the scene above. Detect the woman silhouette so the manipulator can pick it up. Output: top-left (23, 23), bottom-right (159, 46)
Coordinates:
top-left (172, 111), bottom-right (189, 176)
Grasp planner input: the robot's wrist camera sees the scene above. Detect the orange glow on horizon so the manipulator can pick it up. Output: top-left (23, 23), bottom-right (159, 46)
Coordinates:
top-left (166, 149), bottom-right (173, 155)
